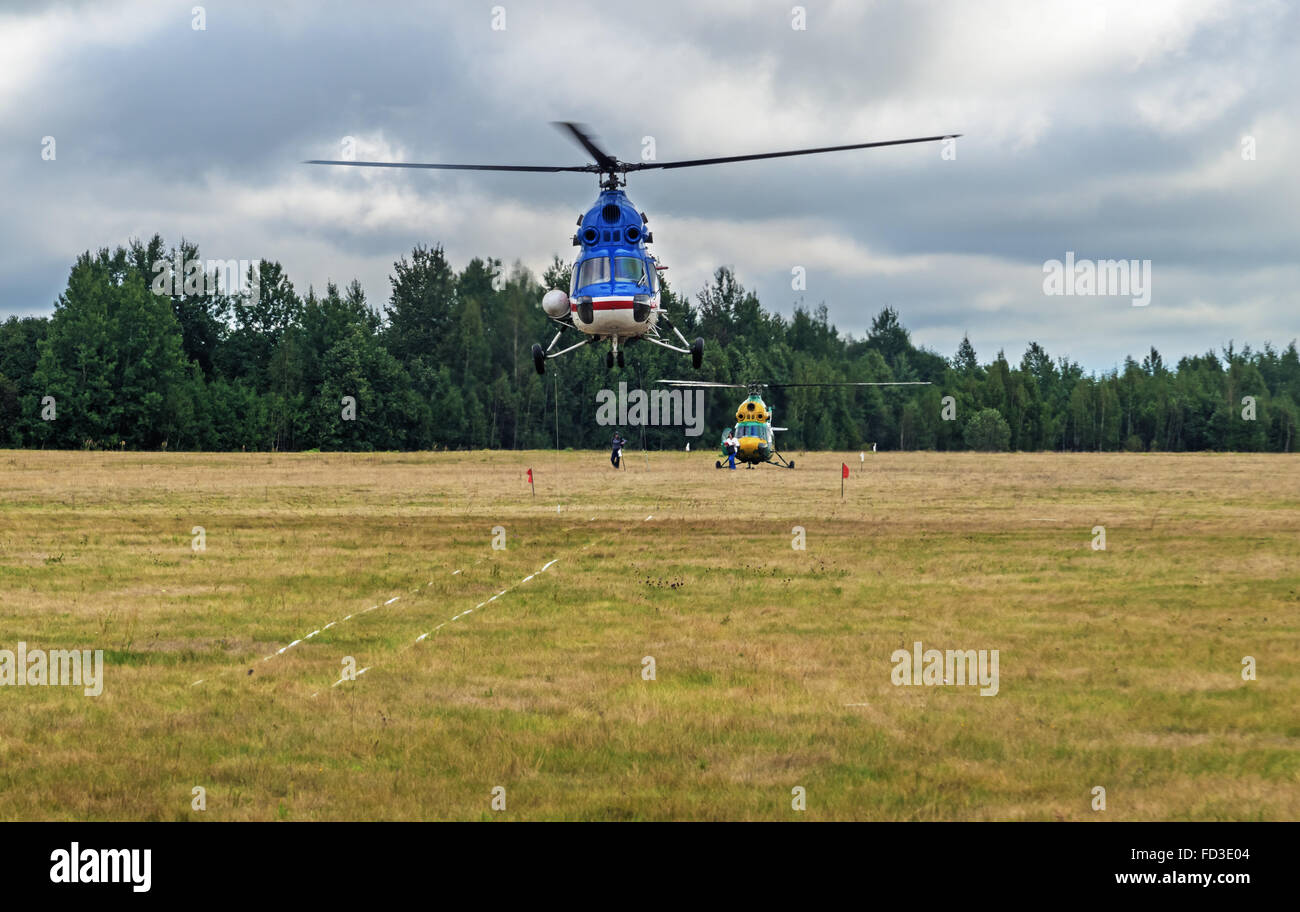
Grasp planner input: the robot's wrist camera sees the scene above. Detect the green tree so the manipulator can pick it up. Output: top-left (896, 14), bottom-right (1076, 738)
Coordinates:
top-left (964, 407), bottom-right (1011, 452)
top-left (34, 247), bottom-right (191, 449)
top-left (385, 245), bottom-right (457, 367)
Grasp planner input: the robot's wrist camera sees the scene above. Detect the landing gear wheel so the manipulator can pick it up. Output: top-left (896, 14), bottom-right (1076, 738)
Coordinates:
top-left (606, 349), bottom-right (614, 369)
top-left (715, 460), bottom-right (723, 469)
top-left (616, 350), bottom-right (625, 368)
top-left (691, 337), bottom-right (704, 369)
top-left (788, 459), bottom-right (795, 469)
top-left (532, 343), bottom-right (546, 375)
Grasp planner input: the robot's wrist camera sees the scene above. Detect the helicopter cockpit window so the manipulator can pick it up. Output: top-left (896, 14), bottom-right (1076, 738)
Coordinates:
top-left (614, 257), bottom-right (648, 285)
top-left (577, 256), bottom-right (611, 288)
top-left (647, 263), bottom-right (658, 293)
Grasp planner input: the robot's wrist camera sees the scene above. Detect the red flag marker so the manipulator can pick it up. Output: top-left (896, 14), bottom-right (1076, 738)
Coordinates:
top-left (841, 462), bottom-right (848, 498)
top-left (527, 468), bottom-right (534, 497)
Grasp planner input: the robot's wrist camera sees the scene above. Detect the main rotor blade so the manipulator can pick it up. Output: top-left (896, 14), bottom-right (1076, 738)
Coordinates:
top-left (626, 134), bottom-right (959, 172)
top-left (551, 121), bottom-right (618, 171)
top-left (305, 159), bottom-right (593, 173)
top-left (765, 381), bottom-right (933, 388)
top-left (657, 379), bottom-right (931, 389)
top-left (655, 380), bottom-right (748, 389)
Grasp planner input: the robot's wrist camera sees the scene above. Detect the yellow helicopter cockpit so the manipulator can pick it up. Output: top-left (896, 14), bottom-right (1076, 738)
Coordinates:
top-left (731, 396), bottom-right (774, 462)
top-left (734, 421), bottom-right (771, 459)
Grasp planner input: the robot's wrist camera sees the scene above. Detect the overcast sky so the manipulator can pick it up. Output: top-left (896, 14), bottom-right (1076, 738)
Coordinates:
top-left (2, 0), bottom-right (1296, 371)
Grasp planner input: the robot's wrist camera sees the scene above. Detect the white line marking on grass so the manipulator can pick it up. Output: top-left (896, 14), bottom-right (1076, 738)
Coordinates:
top-left (320, 557), bottom-right (565, 696)
top-left (331, 667), bottom-right (371, 687)
top-left (296, 512), bottom-right (649, 697)
top-left (193, 565), bottom-right (471, 687)
top-left (411, 560), bottom-right (557, 644)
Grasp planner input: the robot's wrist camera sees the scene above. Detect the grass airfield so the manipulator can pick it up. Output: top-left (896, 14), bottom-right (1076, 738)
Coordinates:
top-left (0, 449), bottom-right (1296, 821)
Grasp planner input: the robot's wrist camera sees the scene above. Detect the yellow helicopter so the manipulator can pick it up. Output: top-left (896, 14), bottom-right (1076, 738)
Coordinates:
top-left (656, 380), bottom-right (931, 468)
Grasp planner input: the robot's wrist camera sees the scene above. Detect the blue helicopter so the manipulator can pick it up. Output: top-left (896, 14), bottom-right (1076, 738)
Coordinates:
top-left (308, 123), bottom-right (958, 374)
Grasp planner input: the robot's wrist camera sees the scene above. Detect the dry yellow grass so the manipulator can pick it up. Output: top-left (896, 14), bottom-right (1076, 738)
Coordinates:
top-left (0, 449), bottom-right (1296, 820)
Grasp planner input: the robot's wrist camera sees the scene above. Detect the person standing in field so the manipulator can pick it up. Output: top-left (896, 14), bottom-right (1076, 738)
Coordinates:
top-left (610, 432), bottom-right (627, 469)
top-left (723, 430), bottom-right (739, 470)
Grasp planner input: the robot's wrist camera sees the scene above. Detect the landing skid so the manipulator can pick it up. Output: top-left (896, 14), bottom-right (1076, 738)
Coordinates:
top-left (532, 317), bottom-right (703, 375)
top-left (714, 454), bottom-right (794, 469)
top-left (657, 313), bottom-right (705, 369)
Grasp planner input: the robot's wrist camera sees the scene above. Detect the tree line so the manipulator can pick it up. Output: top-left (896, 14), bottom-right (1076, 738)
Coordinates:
top-left (0, 235), bottom-right (1296, 453)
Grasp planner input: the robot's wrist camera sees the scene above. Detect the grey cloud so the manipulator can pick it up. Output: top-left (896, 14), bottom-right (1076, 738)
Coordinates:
top-left (2, 0), bottom-right (1296, 373)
